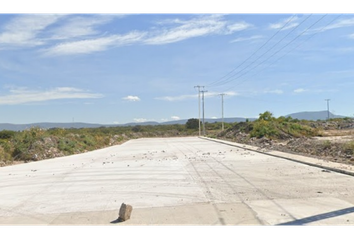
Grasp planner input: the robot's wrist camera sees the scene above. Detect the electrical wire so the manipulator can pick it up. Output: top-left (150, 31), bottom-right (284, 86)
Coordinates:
top-left (206, 14), bottom-right (298, 87)
top-left (220, 14), bottom-right (328, 90)
top-left (208, 14), bottom-right (313, 88)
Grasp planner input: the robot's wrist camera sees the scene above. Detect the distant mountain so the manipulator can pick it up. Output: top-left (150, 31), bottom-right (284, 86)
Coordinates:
top-left (6, 112), bottom-right (350, 131)
top-left (121, 121), bottom-right (160, 126)
top-left (160, 117), bottom-right (256, 125)
top-left (0, 122), bottom-right (108, 131)
top-left (285, 111), bottom-right (349, 121)
top-left (0, 117), bottom-right (254, 131)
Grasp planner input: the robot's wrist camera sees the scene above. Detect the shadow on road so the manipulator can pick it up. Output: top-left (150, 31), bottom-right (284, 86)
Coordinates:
top-left (110, 217), bottom-right (124, 224)
top-left (277, 206), bottom-right (354, 225)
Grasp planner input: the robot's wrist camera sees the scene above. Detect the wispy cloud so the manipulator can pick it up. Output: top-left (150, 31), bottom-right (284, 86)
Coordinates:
top-left (230, 35), bottom-right (263, 43)
top-left (269, 16), bottom-right (299, 31)
top-left (0, 87), bottom-right (103, 105)
top-left (44, 31), bottom-right (146, 56)
top-left (1, 14), bottom-right (252, 56)
top-left (155, 93), bottom-right (197, 101)
top-left (294, 88), bottom-right (308, 93)
top-left (171, 116), bottom-right (180, 120)
top-left (264, 89), bottom-right (283, 94)
top-left (293, 88), bottom-right (338, 94)
top-left (123, 95), bottom-right (141, 102)
top-left (144, 15), bottom-right (252, 45)
top-left (133, 118), bottom-right (147, 123)
top-left (0, 14), bottom-right (63, 47)
top-left (49, 15), bottom-right (114, 40)
top-left (311, 17), bottom-right (354, 33)
top-left (155, 91), bottom-right (238, 101)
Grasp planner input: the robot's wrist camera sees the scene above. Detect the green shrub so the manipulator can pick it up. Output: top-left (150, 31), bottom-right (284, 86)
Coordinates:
top-left (185, 118), bottom-right (199, 129)
top-left (322, 140), bottom-right (331, 149)
top-left (58, 138), bottom-right (76, 154)
top-left (250, 120), bottom-right (278, 138)
top-left (343, 141), bottom-right (354, 155)
top-left (0, 130), bottom-right (16, 139)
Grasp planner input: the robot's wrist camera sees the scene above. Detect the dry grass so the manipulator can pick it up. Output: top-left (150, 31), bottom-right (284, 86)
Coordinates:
top-left (320, 129), bottom-right (354, 137)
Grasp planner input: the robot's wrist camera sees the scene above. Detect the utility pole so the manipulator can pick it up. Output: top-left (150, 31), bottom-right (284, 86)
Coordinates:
top-left (201, 89), bottom-right (208, 136)
top-left (325, 99), bottom-right (330, 120)
top-left (194, 85), bottom-right (204, 136)
top-left (219, 93), bottom-right (226, 131)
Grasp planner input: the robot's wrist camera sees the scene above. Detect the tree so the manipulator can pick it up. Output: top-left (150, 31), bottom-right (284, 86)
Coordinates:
top-left (132, 125), bottom-right (142, 132)
top-left (258, 111), bottom-right (275, 121)
top-left (185, 118), bottom-right (199, 129)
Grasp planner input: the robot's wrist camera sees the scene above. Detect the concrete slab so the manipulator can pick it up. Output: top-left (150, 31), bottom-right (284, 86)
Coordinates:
top-left (248, 197), bottom-right (354, 226)
top-left (34, 202), bottom-right (259, 225)
top-left (1, 137), bottom-right (354, 225)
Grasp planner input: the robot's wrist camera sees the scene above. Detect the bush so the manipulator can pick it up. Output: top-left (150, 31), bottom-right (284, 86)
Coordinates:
top-left (244, 111), bottom-right (319, 139)
top-left (186, 118), bottom-right (199, 129)
top-left (58, 138), bottom-right (76, 154)
top-left (258, 111), bottom-right (275, 121)
top-left (0, 145), bottom-right (11, 162)
top-left (250, 120), bottom-right (278, 139)
top-left (343, 141), bottom-right (354, 155)
top-left (0, 130), bottom-right (16, 139)
top-left (132, 125), bottom-right (142, 132)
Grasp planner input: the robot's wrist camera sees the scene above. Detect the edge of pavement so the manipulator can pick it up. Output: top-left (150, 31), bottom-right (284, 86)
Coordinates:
top-left (200, 136), bottom-right (354, 177)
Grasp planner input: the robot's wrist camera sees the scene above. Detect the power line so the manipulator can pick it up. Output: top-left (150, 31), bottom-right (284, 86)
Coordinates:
top-left (260, 14), bottom-right (342, 69)
top-left (221, 15), bottom-right (339, 93)
top-left (209, 14), bottom-right (313, 88)
top-left (221, 14), bottom-right (328, 91)
top-left (213, 15), bottom-right (313, 88)
top-left (207, 15), bottom-right (298, 88)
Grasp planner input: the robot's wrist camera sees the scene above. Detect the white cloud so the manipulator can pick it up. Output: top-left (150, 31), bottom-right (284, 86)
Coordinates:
top-left (211, 116), bottom-right (218, 119)
top-left (230, 35), bottom-right (263, 43)
top-left (44, 31), bottom-right (146, 56)
top-left (269, 16), bottom-right (299, 31)
top-left (155, 91), bottom-right (238, 101)
top-left (133, 118), bottom-right (147, 123)
top-left (264, 89), bottom-right (283, 94)
top-left (122, 95), bottom-right (141, 102)
top-left (227, 22), bottom-right (252, 33)
top-left (145, 15), bottom-right (251, 45)
top-left (0, 14), bottom-right (63, 47)
top-left (0, 87), bottom-right (103, 105)
top-left (1, 14), bottom-right (252, 55)
top-left (155, 93), bottom-right (197, 101)
top-left (49, 15), bottom-right (114, 40)
top-left (171, 116), bottom-right (180, 120)
top-left (312, 17), bottom-right (354, 33)
top-left (294, 88), bottom-right (308, 93)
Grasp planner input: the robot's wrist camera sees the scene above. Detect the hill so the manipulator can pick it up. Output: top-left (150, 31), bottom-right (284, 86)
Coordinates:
top-left (285, 111), bottom-right (348, 121)
top-left (0, 117), bottom-right (254, 131)
top-left (1, 111), bottom-right (350, 131)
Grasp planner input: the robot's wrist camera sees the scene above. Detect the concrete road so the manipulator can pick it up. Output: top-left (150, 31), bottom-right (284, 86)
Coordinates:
top-left (1, 136), bottom-right (354, 225)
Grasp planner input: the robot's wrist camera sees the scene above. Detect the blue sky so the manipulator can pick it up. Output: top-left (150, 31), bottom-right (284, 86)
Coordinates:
top-left (1, 11), bottom-right (354, 124)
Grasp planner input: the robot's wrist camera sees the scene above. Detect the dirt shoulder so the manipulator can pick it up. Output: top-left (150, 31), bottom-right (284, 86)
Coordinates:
top-left (216, 120), bottom-right (354, 167)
